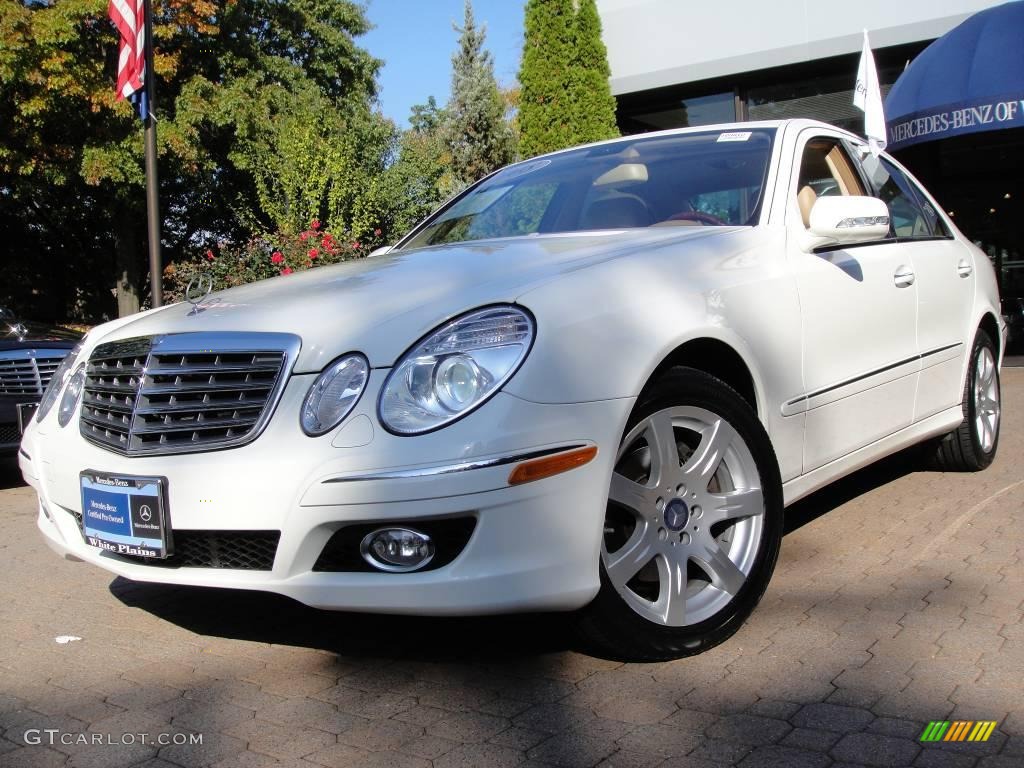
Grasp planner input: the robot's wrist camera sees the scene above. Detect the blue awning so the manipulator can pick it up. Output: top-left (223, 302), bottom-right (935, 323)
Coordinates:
top-left (885, 1), bottom-right (1024, 150)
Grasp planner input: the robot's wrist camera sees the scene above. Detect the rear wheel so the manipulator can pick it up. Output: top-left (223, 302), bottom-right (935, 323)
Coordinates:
top-left (930, 331), bottom-right (1000, 471)
top-left (576, 367), bottom-right (783, 661)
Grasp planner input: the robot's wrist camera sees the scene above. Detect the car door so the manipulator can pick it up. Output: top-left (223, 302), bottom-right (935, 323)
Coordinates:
top-left (855, 149), bottom-right (974, 421)
top-left (785, 131), bottom-right (919, 472)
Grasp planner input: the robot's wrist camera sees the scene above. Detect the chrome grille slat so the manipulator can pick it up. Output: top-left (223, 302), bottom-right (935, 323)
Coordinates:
top-left (140, 380), bottom-right (274, 395)
top-left (82, 399), bottom-right (135, 417)
top-left (134, 398), bottom-right (270, 414)
top-left (132, 416), bottom-right (261, 434)
top-left (80, 415), bottom-right (131, 431)
top-left (79, 333), bottom-right (298, 456)
top-left (0, 349), bottom-right (70, 395)
top-left (146, 362), bottom-right (284, 376)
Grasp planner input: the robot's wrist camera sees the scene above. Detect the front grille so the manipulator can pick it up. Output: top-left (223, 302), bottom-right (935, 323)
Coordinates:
top-left (66, 507), bottom-right (279, 570)
top-left (0, 349), bottom-right (70, 395)
top-left (79, 333), bottom-right (299, 456)
top-left (0, 424), bottom-right (21, 445)
top-left (129, 530), bottom-right (280, 570)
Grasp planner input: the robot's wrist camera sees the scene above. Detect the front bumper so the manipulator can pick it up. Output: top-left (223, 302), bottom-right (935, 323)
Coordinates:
top-left (22, 370), bottom-right (632, 615)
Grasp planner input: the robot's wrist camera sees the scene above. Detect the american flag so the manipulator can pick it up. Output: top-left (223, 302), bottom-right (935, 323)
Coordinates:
top-left (108, 0), bottom-right (147, 120)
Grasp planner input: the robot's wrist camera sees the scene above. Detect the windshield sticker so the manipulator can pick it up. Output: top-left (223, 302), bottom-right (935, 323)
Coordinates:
top-left (717, 131), bottom-right (752, 142)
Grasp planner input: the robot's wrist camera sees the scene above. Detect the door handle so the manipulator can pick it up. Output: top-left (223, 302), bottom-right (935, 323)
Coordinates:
top-left (957, 259), bottom-right (973, 278)
top-left (893, 266), bottom-right (915, 287)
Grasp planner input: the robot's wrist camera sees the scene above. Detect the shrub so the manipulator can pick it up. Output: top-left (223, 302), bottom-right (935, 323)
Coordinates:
top-left (164, 221), bottom-right (382, 303)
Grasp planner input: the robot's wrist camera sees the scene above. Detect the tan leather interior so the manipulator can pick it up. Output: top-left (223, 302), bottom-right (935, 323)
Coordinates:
top-left (798, 185), bottom-right (818, 228)
top-left (825, 146), bottom-right (864, 196)
top-left (796, 139), bottom-right (867, 228)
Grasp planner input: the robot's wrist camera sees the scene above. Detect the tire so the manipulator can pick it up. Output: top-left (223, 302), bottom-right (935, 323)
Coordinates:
top-left (575, 367), bottom-right (783, 662)
top-left (930, 330), bottom-right (1001, 471)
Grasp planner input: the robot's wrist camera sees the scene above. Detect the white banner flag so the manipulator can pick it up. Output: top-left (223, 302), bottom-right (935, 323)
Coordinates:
top-left (853, 29), bottom-right (887, 156)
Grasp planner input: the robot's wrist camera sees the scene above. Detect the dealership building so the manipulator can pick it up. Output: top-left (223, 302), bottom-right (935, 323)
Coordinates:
top-left (598, 0), bottom-right (1022, 309)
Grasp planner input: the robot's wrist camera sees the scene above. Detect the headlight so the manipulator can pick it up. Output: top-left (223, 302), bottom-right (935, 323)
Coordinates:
top-left (300, 354), bottom-right (369, 436)
top-left (379, 305), bottom-right (534, 435)
top-left (36, 342), bottom-right (83, 423)
top-left (57, 365), bottom-right (86, 427)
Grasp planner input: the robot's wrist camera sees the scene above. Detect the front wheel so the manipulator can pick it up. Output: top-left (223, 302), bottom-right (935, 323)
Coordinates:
top-left (575, 367), bottom-right (783, 661)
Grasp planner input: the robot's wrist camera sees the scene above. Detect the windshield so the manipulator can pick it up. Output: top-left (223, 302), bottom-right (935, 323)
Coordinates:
top-left (401, 128), bottom-right (775, 250)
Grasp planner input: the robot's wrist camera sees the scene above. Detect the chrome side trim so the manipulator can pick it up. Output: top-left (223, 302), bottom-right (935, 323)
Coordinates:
top-left (322, 443), bottom-right (589, 483)
top-left (781, 343), bottom-right (963, 416)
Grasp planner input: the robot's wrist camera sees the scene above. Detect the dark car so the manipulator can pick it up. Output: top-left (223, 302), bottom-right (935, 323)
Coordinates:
top-left (1003, 297), bottom-right (1024, 353)
top-left (0, 307), bottom-right (81, 455)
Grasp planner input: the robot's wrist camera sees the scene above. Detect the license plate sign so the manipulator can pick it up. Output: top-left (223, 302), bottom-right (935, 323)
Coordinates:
top-left (80, 472), bottom-right (170, 559)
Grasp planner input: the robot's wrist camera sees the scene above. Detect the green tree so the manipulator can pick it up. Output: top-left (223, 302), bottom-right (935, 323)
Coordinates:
top-left (517, 0), bottom-right (619, 158)
top-left (386, 97), bottom-right (458, 235)
top-left (445, 0), bottom-right (515, 185)
top-left (518, 0), bottom-right (575, 158)
top-left (409, 96), bottom-right (445, 136)
top-left (570, 0), bottom-right (618, 144)
top-left (0, 0), bottom-right (388, 320)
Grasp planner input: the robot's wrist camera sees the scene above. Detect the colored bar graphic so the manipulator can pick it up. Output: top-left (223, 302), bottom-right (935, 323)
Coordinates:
top-left (945, 721), bottom-right (972, 741)
top-left (920, 720), bottom-right (997, 742)
top-left (969, 721), bottom-right (997, 742)
top-left (921, 721), bottom-right (949, 741)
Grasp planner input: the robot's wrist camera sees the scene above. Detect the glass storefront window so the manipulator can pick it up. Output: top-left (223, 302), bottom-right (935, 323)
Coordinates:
top-left (747, 70), bottom-right (900, 133)
top-left (627, 92), bottom-right (735, 131)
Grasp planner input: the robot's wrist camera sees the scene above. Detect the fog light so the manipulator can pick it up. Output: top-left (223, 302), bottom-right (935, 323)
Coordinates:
top-left (360, 527), bottom-right (435, 572)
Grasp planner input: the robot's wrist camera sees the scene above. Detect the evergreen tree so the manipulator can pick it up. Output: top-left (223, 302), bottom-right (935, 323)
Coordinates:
top-left (518, 0), bottom-right (576, 158)
top-left (571, 0), bottom-right (619, 144)
top-left (445, 0), bottom-right (515, 185)
top-left (518, 0), bottom-right (619, 158)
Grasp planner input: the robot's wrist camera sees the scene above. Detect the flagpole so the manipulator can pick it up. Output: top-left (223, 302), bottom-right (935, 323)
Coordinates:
top-left (142, 0), bottom-right (163, 308)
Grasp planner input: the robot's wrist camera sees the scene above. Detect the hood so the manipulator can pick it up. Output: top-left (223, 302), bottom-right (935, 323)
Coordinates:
top-left (98, 227), bottom-right (739, 371)
top-left (0, 316), bottom-right (82, 351)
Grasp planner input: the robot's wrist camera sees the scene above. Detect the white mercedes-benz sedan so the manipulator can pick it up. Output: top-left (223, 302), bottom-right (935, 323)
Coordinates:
top-left (21, 120), bottom-right (1003, 660)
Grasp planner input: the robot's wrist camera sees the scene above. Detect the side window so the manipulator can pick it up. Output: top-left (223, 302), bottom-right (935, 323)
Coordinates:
top-left (795, 138), bottom-right (866, 228)
top-left (907, 176), bottom-right (952, 238)
top-left (860, 155), bottom-right (945, 239)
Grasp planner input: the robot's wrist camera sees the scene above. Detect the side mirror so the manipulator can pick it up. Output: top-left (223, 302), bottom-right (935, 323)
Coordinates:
top-left (367, 245), bottom-right (392, 258)
top-left (803, 196), bottom-right (890, 251)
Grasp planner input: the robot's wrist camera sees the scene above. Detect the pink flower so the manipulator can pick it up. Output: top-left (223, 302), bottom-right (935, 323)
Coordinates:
top-left (205, 249), bottom-right (215, 261)
top-left (308, 248), bottom-right (319, 259)
top-left (352, 241), bottom-right (361, 249)
top-left (281, 267), bottom-right (293, 275)
top-left (373, 228), bottom-right (382, 237)
top-left (271, 252), bottom-right (284, 265)
top-left (300, 232), bottom-right (310, 242)
top-left (311, 219), bottom-right (321, 230)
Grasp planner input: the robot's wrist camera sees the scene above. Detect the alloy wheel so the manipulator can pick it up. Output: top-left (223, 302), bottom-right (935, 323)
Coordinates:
top-left (973, 346), bottom-right (1000, 453)
top-left (602, 406), bottom-right (765, 627)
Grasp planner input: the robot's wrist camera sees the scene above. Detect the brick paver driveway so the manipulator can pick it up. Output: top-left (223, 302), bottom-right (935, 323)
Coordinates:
top-left (1, 372), bottom-right (1022, 768)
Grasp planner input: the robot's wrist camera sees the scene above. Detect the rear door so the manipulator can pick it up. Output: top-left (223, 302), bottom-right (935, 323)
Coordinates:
top-left (855, 149), bottom-right (973, 421)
